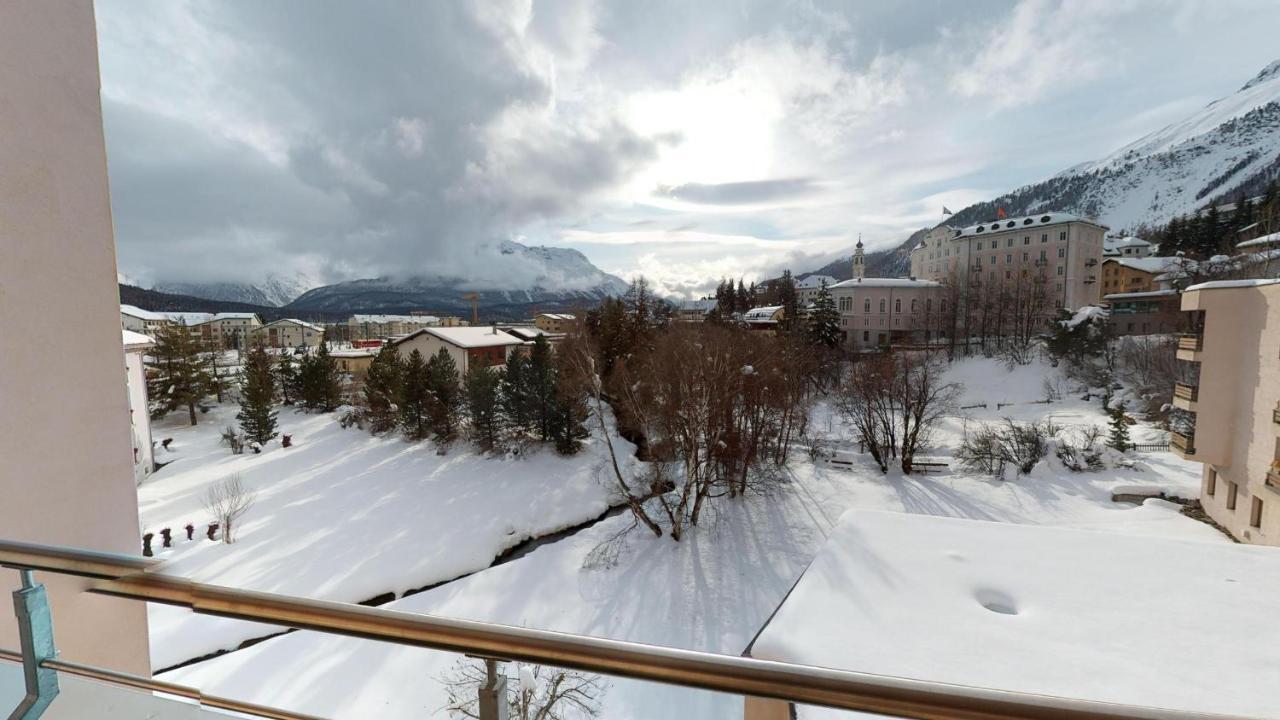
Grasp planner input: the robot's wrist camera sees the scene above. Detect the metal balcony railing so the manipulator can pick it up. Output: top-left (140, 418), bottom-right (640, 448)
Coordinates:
top-left (1174, 383), bottom-right (1199, 403)
top-left (0, 538), bottom-right (1252, 720)
top-left (1171, 431), bottom-right (1196, 456)
top-left (1178, 334), bottom-right (1203, 352)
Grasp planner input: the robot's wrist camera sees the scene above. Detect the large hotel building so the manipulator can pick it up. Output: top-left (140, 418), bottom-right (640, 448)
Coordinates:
top-left (909, 213), bottom-right (1108, 311)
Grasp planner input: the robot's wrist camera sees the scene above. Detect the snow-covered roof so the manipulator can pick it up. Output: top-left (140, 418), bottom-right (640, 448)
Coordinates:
top-left (1062, 304), bottom-right (1108, 329)
top-left (1236, 231), bottom-right (1280, 249)
top-left (396, 326), bottom-right (529, 348)
top-left (1184, 278), bottom-right (1280, 292)
top-left (1103, 236), bottom-right (1151, 250)
top-left (211, 312), bottom-right (261, 322)
top-left (1102, 289), bottom-right (1180, 300)
top-left (119, 304), bottom-right (166, 321)
top-left (164, 312), bottom-right (215, 326)
top-left (329, 348), bottom-right (376, 358)
top-left (261, 318), bottom-right (324, 331)
top-left (751, 510), bottom-right (1280, 717)
top-left (743, 306), bottom-right (782, 322)
top-left (502, 326), bottom-right (560, 341)
top-left (349, 314), bottom-right (440, 324)
top-left (536, 313), bottom-right (576, 321)
top-left (677, 298), bottom-right (717, 312)
top-left (1103, 256), bottom-right (1185, 274)
top-left (796, 274), bottom-right (837, 289)
top-left (828, 277), bottom-right (941, 289)
top-left (121, 329), bottom-right (154, 349)
top-left (953, 212), bottom-right (1106, 238)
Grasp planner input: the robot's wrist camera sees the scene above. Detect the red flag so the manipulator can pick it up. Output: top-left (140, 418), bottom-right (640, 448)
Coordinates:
top-left (997, 207), bottom-right (1007, 219)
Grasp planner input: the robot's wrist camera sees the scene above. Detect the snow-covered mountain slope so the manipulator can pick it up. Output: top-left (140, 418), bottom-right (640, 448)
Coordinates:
top-left (154, 271), bottom-right (321, 307)
top-left (287, 240), bottom-right (629, 314)
top-left (948, 59), bottom-right (1280, 233)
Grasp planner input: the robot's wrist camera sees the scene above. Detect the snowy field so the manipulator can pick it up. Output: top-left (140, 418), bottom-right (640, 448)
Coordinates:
top-left (139, 404), bottom-right (633, 669)
top-left (148, 356), bottom-right (1229, 718)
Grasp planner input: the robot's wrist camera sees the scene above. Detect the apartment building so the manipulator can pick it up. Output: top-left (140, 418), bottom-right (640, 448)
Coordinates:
top-left (829, 277), bottom-right (944, 350)
top-left (796, 274), bottom-right (837, 304)
top-left (1103, 236), bottom-right (1153, 258)
top-left (253, 318), bottom-right (324, 348)
top-left (120, 304), bottom-right (171, 335)
top-left (186, 312), bottom-right (262, 348)
top-left (1101, 289), bottom-right (1183, 336)
top-left (1172, 279), bottom-right (1280, 545)
top-left (390, 326), bottom-right (530, 377)
top-left (909, 213), bottom-right (1107, 310)
top-left (1100, 256), bottom-right (1184, 295)
top-left (534, 313), bottom-right (575, 333)
top-left (348, 313), bottom-right (440, 340)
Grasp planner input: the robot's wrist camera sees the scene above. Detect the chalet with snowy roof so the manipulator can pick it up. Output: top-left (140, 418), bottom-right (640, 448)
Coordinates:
top-left (252, 318), bottom-right (324, 348)
top-left (347, 313), bottom-right (441, 340)
top-left (1236, 230), bottom-right (1280, 254)
top-left (390, 325), bottom-right (530, 378)
top-left (329, 348), bottom-right (378, 378)
top-left (745, 510), bottom-right (1280, 720)
top-left (908, 212), bottom-right (1108, 310)
top-left (742, 306), bottom-right (784, 331)
top-left (1102, 236), bottom-right (1152, 258)
top-left (1100, 256), bottom-right (1187, 295)
top-left (828, 277), bottom-right (944, 350)
top-left (675, 298), bottom-right (717, 322)
top-left (533, 313), bottom-right (575, 334)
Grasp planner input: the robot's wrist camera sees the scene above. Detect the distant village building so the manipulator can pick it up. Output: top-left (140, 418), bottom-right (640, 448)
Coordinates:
top-left (742, 306), bottom-right (784, 330)
top-left (347, 314), bottom-right (440, 340)
top-left (330, 348), bottom-right (378, 378)
top-left (253, 318), bottom-right (324, 348)
top-left (501, 325), bottom-right (563, 344)
top-left (1099, 256), bottom-right (1185, 295)
top-left (909, 213), bottom-right (1107, 311)
top-left (390, 326), bottom-right (530, 378)
top-left (533, 313), bottom-right (575, 334)
top-left (122, 329), bottom-right (155, 485)
top-left (795, 275), bottom-right (837, 305)
top-left (188, 312), bottom-right (262, 348)
top-left (1173, 279), bottom-right (1280, 545)
top-left (1103, 236), bottom-right (1153, 258)
top-left (675, 298), bottom-right (717, 322)
top-left (120, 305), bottom-right (170, 335)
top-left (1100, 289), bottom-right (1183, 336)
top-left (828, 277), bottom-right (943, 350)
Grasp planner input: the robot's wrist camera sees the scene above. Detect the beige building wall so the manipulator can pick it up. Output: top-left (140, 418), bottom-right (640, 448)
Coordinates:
top-left (1176, 282), bottom-right (1280, 545)
top-left (831, 280), bottom-right (944, 350)
top-left (0, 0), bottom-right (150, 673)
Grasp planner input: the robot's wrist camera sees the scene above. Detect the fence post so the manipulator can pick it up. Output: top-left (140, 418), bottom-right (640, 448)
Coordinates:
top-left (9, 570), bottom-right (59, 720)
top-left (478, 658), bottom-right (509, 720)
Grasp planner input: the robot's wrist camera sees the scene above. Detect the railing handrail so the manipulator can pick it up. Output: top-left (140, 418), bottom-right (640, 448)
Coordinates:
top-left (0, 539), bottom-right (1256, 720)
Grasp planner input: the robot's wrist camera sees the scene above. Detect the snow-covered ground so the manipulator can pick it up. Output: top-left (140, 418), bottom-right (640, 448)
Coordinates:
top-left (149, 356), bottom-right (1227, 718)
top-left (140, 404), bottom-right (632, 669)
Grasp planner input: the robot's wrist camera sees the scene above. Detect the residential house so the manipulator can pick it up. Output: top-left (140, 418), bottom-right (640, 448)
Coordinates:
top-left (675, 298), bottom-right (717, 322)
top-left (120, 304), bottom-right (171, 335)
top-left (348, 313), bottom-right (441, 340)
top-left (390, 326), bottom-right (530, 378)
top-left (253, 318), bottom-right (324, 348)
top-left (1172, 279), bottom-right (1280, 545)
top-left (1099, 256), bottom-right (1185, 295)
top-left (1103, 236), bottom-right (1153, 258)
top-left (795, 274), bottom-right (837, 304)
top-left (330, 348), bottom-right (378, 378)
top-left (122, 330), bottom-right (155, 485)
top-left (828, 277), bottom-right (944, 350)
top-left (743, 306), bottom-right (784, 331)
top-left (909, 213), bottom-right (1107, 310)
top-left (534, 313), bottom-right (576, 333)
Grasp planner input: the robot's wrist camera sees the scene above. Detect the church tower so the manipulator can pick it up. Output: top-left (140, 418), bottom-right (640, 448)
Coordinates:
top-left (852, 234), bottom-right (865, 280)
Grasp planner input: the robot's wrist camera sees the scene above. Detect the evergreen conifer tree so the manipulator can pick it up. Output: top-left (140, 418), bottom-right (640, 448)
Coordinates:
top-left (363, 344), bottom-right (405, 433)
top-left (528, 335), bottom-right (558, 441)
top-left (275, 351), bottom-right (301, 405)
top-left (147, 323), bottom-right (214, 425)
top-left (736, 278), bottom-right (750, 314)
top-left (501, 349), bottom-right (534, 434)
top-left (237, 345), bottom-right (278, 445)
top-left (425, 347), bottom-right (462, 441)
top-left (1107, 402), bottom-right (1131, 452)
top-left (300, 344), bottom-right (344, 412)
top-left (399, 349), bottom-right (431, 440)
top-left (806, 282), bottom-right (842, 348)
top-left (464, 364), bottom-right (504, 450)
top-left (779, 270), bottom-right (799, 333)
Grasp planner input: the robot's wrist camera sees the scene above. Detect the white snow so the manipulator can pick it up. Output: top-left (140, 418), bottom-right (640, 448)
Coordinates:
top-left (138, 404), bottom-right (631, 669)
top-left (1235, 231), bottom-right (1280, 249)
top-left (122, 329), bottom-right (154, 348)
top-left (828, 277), bottom-right (941, 289)
top-left (152, 356), bottom-right (1225, 718)
top-left (1184, 278), bottom-right (1280, 291)
top-left (1061, 305), bottom-right (1107, 329)
top-left (952, 213), bottom-right (1096, 238)
top-left (753, 510), bottom-right (1280, 718)
top-left (395, 325), bottom-right (531, 349)
top-left (349, 314), bottom-right (440, 324)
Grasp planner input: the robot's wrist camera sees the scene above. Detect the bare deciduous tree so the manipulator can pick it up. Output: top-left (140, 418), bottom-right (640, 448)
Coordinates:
top-left (202, 473), bottom-right (256, 544)
top-left (441, 658), bottom-right (605, 720)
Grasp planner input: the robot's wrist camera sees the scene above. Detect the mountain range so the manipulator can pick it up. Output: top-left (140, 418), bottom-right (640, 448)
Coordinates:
top-left (802, 58), bottom-right (1280, 282)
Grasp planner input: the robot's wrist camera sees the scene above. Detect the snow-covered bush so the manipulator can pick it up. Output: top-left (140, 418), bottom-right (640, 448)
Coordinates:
top-left (957, 419), bottom-right (1059, 477)
top-left (1054, 426), bottom-right (1105, 472)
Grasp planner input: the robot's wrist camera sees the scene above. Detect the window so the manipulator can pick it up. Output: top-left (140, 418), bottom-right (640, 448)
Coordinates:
top-left (1006, 253), bottom-right (1012, 263)
top-left (1227, 481), bottom-right (1238, 510)
top-left (1251, 496), bottom-right (1263, 528)
top-left (1006, 238), bottom-right (1013, 247)
top-left (1023, 236), bottom-right (1030, 245)
top-left (895, 298), bottom-right (901, 313)
top-left (1041, 233), bottom-right (1047, 242)
top-left (926, 298), bottom-right (933, 313)
top-left (1022, 252), bottom-right (1029, 262)
top-left (1206, 468), bottom-right (1216, 496)
top-left (862, 331), bottom-right (869, 342)
top-left (991, 255), bottom-right (997, 265)
top-left (911, 299), bottom-right (917, 312)
top-left (1058, 247), bottom-right (1065, 258)
top-left (1059, 231), bottom-right (1067, 241)
top-left (941, 300), bottom-right (947, 313)
top-left (879, 299), bottom-right (886, 313)
top-left (1057, 266), bottom-right (1064, 276)
top-left (1039, 250), bottom-right (1047, 260)
top-left (863, 298), bottom-right (870, 313)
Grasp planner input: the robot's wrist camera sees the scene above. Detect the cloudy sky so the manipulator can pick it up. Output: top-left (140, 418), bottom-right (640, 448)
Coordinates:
top-left (96, 0), bottom-right (1280, 298)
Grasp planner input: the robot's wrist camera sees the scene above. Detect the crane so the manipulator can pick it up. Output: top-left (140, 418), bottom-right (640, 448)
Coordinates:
top-left (461, 292), bottom-right (480, 325)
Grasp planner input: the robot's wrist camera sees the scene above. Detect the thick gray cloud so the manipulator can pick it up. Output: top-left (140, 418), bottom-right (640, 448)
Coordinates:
top-left (657, 178), bottom-right (818, 205)
top-left (98, 0), bottom-right (656, 287)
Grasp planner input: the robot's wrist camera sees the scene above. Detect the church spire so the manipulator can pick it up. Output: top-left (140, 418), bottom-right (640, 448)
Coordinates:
top-left (852, 233), bottom-right (865, 280)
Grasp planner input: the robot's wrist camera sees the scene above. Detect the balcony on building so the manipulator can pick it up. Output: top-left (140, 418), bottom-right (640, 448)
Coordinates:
top-left (1267, 461), bottom-right (1280, 493)
top-left (1171, 430), bottom-right (1196, 459)
top-left (1172, 382), bottom-right (1199, 411)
